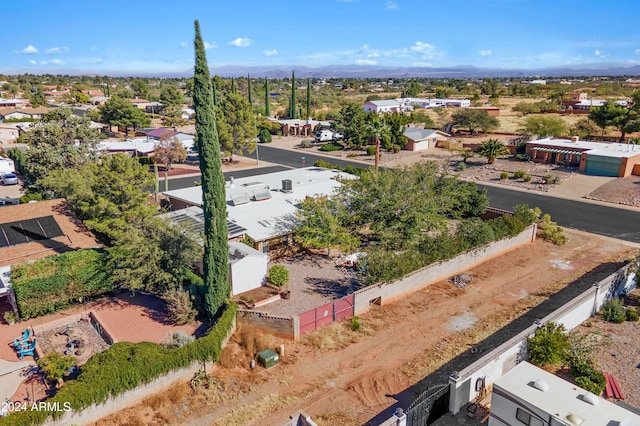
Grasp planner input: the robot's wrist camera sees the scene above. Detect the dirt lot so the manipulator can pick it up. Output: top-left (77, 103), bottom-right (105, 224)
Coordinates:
top-left (93, 230), bottom-right (639, 426)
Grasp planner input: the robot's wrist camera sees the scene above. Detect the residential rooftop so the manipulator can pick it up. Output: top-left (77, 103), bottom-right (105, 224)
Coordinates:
top-left (529, 138), bottom-right (640, 158)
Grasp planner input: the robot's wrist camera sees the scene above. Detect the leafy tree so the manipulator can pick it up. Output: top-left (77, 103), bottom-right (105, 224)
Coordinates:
top-left (215, 92), bottom-right (257, 161)
top-left (63, 89), bottom-right (90, 105)
top-left (17, 107), bottom-right (101, 190)
top-left (29, 86), bottom-right (47, 107)
top-left (42, 153), bottom-right (155, 241)
top-left (333, 103), bottom-right (368, 148)
top-left (336, 162), bottom-right (488, 249)
top-left (385, 112), bottom-right (409, 150)
top-left (131, 79), bottom-right (150, 99)
top-left (409, 110), bottom-right (436, 128)
top-left (519, 115), bottom-right (567, 138)
top-left (527, 322), bottom-right (569, 367)
top-left (293, 197), bottom-right (359, 256)
top-left (98, 95), bottom-right (151, 133)
top-left (512, 101), bottom-right (541, 116)
top-left (108, 217), bottom-right (200, 294)
top-left (160, 84), bottom-right (185, 107)
top-left (450, 109), bottom-right (498, 134)
top-left (587, 100), bottom-right (639, 140)
top-left (193, 20), bottom-right (229, 320)
top-left (160, 105), bottom-right (189, 128)
top-left (568, 118), bottom-right (599, 140)
top-left (475, 139), bottom-right (510, 164)
top-left (402, 81), bottom-right (422, 97)
top-left (37, 352), bottom-right (77, 386)
top-left (289, 71), bottom-right (297, 119)
top-left (153, 131), bottom-right (187, 172)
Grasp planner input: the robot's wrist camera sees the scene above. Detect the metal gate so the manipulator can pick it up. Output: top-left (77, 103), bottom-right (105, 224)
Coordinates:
top-left (406, 384), bottom-right (450, 426)
top-left (298, 294), bottom-right (354, 337)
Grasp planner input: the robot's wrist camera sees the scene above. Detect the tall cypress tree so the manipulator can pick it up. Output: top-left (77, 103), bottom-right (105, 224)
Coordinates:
top-left (264, 78), bottom-right (270, 117)
top-left (231, 77), bottom-right (235, 94)
top-left (306, 78), bottom-right (311, 120)
top-left (290, 71), bottom-right (297, 119)
top-left (247, 74), bottom-right (252, 105)
top-left (212, 81), bottom-right (217, 106)
top-left (193, 20), bottom-right (229, 320)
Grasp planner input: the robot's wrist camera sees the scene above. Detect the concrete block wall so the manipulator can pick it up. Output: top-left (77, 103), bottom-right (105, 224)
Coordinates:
top-left (353, 225), bottom-right (536, 315)
top-left (237, 309), bottom-right (296, 340)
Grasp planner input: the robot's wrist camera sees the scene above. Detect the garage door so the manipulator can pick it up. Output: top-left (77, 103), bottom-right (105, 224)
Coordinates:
top-left (584, 156), bottom-right (620, 177)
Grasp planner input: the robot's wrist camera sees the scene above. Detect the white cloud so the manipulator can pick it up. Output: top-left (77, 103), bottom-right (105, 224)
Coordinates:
top-left (355, 59), bottom-right (377, 65)
top-left (17, 45), bottom-right (38, 54)
top-left (409, 41), bottom-right (433, 53)
top-left (228, 38), bottom-right (253, 47)
top-left (45, 46), bottom-right (69, 54)
top-left (204, 41), bottom-right (217, 50)
top-left (385, 1), bottom-right (398, 9)
top-left (635, 49), bottom-right (640, 55)
top-left (180, 41), bottom-right (188, 48)
top-left (88, 58), bottom-right (104, 64)
top-left (478, 50), bottom-right (492, 57)
top-left (40, 59), bottom-right (65, 65)
top-left (28, 60), bottom-right (36, 65)
top-left (90, 45), bottom-right (99, 52)
top-left (594, 50), bottom-right (607, 58)
top-left (263, 49), bottom-right (278, 57)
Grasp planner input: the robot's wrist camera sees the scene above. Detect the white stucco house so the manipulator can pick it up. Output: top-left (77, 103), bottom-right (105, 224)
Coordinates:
top-left (403, 128), bottom-right (450, 151)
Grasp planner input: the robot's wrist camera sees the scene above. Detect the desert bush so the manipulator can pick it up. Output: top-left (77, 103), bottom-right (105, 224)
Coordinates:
top-left (238, 326), bottom-right (274, 356)
top-left (351, 316), bottom-right (361, 331)
top-left (499, 171), bottom-right (509, 180)
top-left (513, 169), bottom-right (526, 179)
top-left (527, 322), bottom-right (569, 367)
top-left (600, 298), bottom-right (626, 323)
top-left (522, 174), bottom-right (532, 182)
top-left (346, 153), bottom-right (359, 158)
top-left (625, 308), bottom-right (639, 321)
top-left (299, 139), bottom-right (313, 148)
top-left (456, 162), bottom-right (467, 171)
top-left (392, 144), bottom-right (401, 153)
top-left (537, 213), bottom-right (568, 245)
top-left (161, 331), bottom-right (195, 348)
top-left (366, 145), bottom-right (377, 156)
top-left (163, 288), bottom-right (197, 325)
top-left (319, 142), bottom-right (343, 152)
top-left (269, 265), bottom-right (289, 287)
top-left (515, 154), bottom-right (530, 161)
top-left (37, 352), bottom-right (77, 385)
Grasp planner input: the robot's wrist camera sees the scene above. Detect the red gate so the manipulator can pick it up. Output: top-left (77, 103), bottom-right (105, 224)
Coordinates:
top-left (299, 294), bottom-right (354, 337)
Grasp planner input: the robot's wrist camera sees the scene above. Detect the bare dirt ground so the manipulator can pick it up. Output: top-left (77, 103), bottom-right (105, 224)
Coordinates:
top-left (93, 230), bottom-right (639, 426)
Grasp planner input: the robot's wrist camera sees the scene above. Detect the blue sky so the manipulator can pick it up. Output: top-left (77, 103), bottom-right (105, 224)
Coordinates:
top-left (2, 0), bottom-right (640, 75)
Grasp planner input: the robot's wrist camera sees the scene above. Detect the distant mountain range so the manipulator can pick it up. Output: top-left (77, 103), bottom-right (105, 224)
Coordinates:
top-left (7, 63), bottom-right (640, 79)
top-left (189, 63), bottom-right (640, 79)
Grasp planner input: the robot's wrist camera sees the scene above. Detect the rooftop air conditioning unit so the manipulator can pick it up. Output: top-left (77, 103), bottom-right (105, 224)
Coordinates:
top-left (282, 179), bottom-right (293, 193)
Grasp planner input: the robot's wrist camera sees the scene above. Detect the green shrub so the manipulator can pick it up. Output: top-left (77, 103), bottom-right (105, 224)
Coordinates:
top-left (515, 154), bottom-right (530, 161)
top-left (0, 303), bottom-right (236, 425)
top-left (258, 128), bottom-right (272, 143)
top-left (515, 141), bottom-right (527, 155)
top-left (499, 171), bottom-right (509, 180)
top-left (137, 156), bottom-right (153, 165)
top-left (625, 308), bottom-right (639, 321)
top-left (366, 145), bottom-right (377, 156)
top-left (572, 361), bottom-right (606, 395)
top-left (351, 316), bottom-right (361, 331)
top-left (319, 142), bottom-right (343, 152)
top-left (299, 139), bottom-right (313, 148)
top-left (600, 298), bottom-right (626, 323)
top-left (37, 352), bottom-right (77, 384)
top-left (513, 169), bottom-right (526, 179)
top-left (12, 249), bottom-right (112, 319)
top-left (522, 174), bottom-right (532, 182)
top-left (456, 162), bottom-right (467, 171)
top-left (527, 322), bottom-right (569, 367)
top-left (346, 153), bottom-right (360, 158)
top-left (269, 265), bottom-right (289, 287)
top-left (392, 144), bottom-right (401, 153)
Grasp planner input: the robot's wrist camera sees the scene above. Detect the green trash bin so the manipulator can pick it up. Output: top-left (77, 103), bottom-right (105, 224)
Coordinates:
top-left (257, 348), bottom-right (279, 368)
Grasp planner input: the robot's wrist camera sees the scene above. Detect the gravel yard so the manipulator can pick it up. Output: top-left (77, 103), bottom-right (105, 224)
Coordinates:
top-left (253, 253), bottom-right (362, 317)
top-left (585, 175), bottom-right (640, 207)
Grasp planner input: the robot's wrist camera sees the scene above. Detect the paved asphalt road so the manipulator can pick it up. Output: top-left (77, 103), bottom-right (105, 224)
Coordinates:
top-left (165, 145), bottom-right (640, 244)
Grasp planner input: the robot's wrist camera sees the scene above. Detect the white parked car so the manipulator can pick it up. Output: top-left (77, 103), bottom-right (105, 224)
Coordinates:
top-left (1, 173), bottom-right (18, 185)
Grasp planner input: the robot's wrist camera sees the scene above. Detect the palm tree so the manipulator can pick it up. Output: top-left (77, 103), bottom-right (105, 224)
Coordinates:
top-left (476, 139), bottom-right (510, 164)
top-left (365, 115), bottom-right (391, 172)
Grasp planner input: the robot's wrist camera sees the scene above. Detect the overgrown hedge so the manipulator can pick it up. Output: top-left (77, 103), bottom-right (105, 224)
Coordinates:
top-left (0, 302), bottom-right (237, 426)
top-left (12, 249), bottom-right (112, 319)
